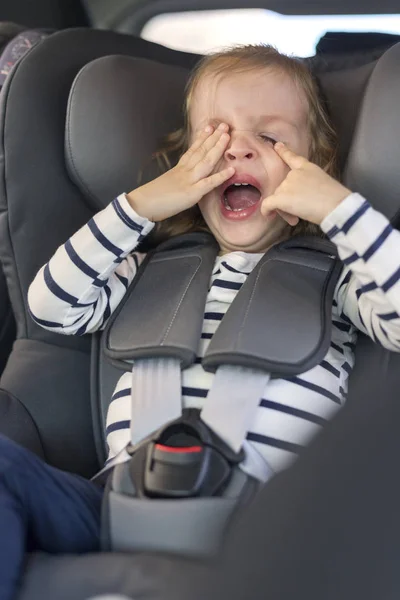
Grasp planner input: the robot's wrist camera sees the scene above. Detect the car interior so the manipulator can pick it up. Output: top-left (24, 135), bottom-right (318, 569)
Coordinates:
top-left (1, 0), bottom-right (400, 598)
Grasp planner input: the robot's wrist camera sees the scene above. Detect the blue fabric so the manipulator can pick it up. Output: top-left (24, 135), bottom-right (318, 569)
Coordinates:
top-left (0, 435), bottom-right (103, 600)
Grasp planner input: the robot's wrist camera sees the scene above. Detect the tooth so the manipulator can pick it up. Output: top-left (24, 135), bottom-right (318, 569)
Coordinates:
top-left (234, 183), bottom-right (241, 186)
top-left (223, 195), bottom-right (232, 210)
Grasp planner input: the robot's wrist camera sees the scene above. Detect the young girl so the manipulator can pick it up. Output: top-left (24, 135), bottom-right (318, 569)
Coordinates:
top-left (1, 44), bottom-right (400, 600)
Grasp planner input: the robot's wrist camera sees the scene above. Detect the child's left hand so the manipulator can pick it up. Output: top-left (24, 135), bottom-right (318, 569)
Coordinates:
top-left (260, 142), bottom-right (351, 226)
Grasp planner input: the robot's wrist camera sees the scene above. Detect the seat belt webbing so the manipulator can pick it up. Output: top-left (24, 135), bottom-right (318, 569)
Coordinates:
top-left (91, 357), bottom-right (182, 483)
top-left (126, 358), bottom-right (271, 478)
top-left (95, 359), bottom-right (273, 484)
top-left (130, 357), bottom-right (182, 445)
top-left (201, 365), bottom-right (270, 454)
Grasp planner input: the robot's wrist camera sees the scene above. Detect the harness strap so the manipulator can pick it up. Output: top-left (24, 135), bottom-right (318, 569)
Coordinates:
top-left (201, 365), bottom-right (270, 454)
top-left (130, 358), bottom-right (181, 445)
top-left (99, 234), bottom-right (341, 485)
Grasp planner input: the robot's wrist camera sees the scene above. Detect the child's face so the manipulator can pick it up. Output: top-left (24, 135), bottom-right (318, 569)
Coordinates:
top-left (190, 68), bottom-right (311, 254)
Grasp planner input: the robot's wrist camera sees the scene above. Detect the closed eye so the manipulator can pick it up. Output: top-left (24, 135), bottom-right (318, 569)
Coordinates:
top-left (258, 134), bottom-right (277, 145)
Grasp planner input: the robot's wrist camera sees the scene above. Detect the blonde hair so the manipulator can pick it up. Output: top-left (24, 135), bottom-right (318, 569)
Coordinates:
top-left (146, 44), bottom-right (338, 245)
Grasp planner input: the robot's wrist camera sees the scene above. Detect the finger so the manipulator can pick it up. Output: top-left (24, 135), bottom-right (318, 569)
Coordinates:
top-left (196, 166), bottom-right (235, 196)
top-left (260, 194), bottom-right (282, 218)
top-left (261, 196), bottom-right (299, 227)
top-left (187, 123), bottom-right (229, 169)
top-left (181, 126), bottom-right (214, 163)
top-left (276, 209), bottom-right (299, 227)
top-left (260, 193), bottom-right (277, 217)
top-left (274, 142), bottom-right (309, 170)
top-left (194, 132), bottom-right (231, 179)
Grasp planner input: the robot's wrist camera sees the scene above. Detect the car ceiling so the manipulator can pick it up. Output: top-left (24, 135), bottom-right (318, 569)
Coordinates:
top-left (84, 0), bottom-right (400, 36)
top-left (0, 0), bottom-right (399, 35)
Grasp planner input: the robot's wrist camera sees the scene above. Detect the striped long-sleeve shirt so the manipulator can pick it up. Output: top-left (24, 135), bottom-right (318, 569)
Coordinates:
top-left (28, 192), bottom-right (400, 476)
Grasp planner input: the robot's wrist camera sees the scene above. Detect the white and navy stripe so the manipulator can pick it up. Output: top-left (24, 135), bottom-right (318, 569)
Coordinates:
top-left (28, 192), bottom-right (400, 475)
top-left (323, 193), bottom-right (400, 352)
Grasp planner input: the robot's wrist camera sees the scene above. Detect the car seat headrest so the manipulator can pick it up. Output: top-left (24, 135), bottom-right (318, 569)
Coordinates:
top-left (344, 42), bottom-right (400, 223)
top-left (65, 55), bottom-right (189, 211)
top-left (316, 61), bottom-right (376, 173)
top-left (316, 31), bottom-right (400, 55)
top-left (66, 44), bottom-right (400, 223)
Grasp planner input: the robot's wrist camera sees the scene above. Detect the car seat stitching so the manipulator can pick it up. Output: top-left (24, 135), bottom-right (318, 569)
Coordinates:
top-left (65, 64), bottom-right (101, 205)
top-left (161, 256), bottom-right (202, 345)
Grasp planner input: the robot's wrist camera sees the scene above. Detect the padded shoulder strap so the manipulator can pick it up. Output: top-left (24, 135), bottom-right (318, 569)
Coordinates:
top-left (203, 236), bottom-right (341, 376)
top-left (103, 232), bottom-right (219, 370)
top-left (104, 233), bottom-right (341, 377)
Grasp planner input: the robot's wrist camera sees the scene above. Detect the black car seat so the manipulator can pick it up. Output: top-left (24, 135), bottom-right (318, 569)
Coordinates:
top-left (0, 28), bottom-right (198, 471)
top-left (0, 24), bottom-right (25, 379)
top-left (0, 25), bottom-right (52, 380)
top-left (21, 38), bottom-right (400, 600)
top-left (316, 31), bottom-right (400, 55)
top-left (0, 264), bottom-right (15, 372)
top-left (0, 27), bottom-right (400, 599)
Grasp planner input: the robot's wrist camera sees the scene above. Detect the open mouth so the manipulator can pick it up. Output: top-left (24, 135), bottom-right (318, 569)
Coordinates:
top-left (223, 182), bottom-right (261, 211)
top-left (220, 175), bottom-right (262, 218)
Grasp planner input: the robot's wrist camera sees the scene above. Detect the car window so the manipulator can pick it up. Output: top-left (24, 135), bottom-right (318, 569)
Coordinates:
top-left (141, 9), bottom-right (400, 56)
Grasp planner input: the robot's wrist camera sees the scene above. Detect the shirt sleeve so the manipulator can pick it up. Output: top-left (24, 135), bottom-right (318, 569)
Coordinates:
top-left (320, 192), bottom-right (400, 352)
top-left (28, 193), bottom-right (155, 335)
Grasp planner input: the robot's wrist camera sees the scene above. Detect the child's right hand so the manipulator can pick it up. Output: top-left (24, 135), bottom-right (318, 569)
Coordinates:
top-left (126, 123), bottom-right (235, 222)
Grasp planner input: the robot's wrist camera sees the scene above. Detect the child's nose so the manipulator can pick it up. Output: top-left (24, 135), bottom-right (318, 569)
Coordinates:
top-left (224, 133), bottom-right (257, 161)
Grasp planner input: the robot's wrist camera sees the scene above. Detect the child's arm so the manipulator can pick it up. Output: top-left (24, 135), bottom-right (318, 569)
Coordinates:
top-left (321, 194), bottom-right (400, 351)
top-left (28, 194), bottom-right (154, 335)
top-left (261, 143), bottom-right (400, 350)
top-left (29, 124), bottom-right (234, 336)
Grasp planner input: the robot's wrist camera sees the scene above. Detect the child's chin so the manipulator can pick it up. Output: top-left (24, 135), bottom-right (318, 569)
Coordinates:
top-left (221, 222), bottom-right (284, 253)
top-left (221, 232), bottom-right (266, 252)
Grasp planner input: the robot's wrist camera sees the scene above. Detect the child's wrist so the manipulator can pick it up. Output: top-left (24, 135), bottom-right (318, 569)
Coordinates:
top-left (126, 189), bottom-right (154, 222)
top-left (318, 185), bottom-right (352, 224)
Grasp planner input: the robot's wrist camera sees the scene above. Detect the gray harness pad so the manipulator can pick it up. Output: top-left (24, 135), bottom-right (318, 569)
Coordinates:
top-left (103, 233), bottom-right (341, 376)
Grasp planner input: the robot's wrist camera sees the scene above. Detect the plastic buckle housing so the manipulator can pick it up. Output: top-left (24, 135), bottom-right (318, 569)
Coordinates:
top-left (128, 409), bottom-right (244, 499)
